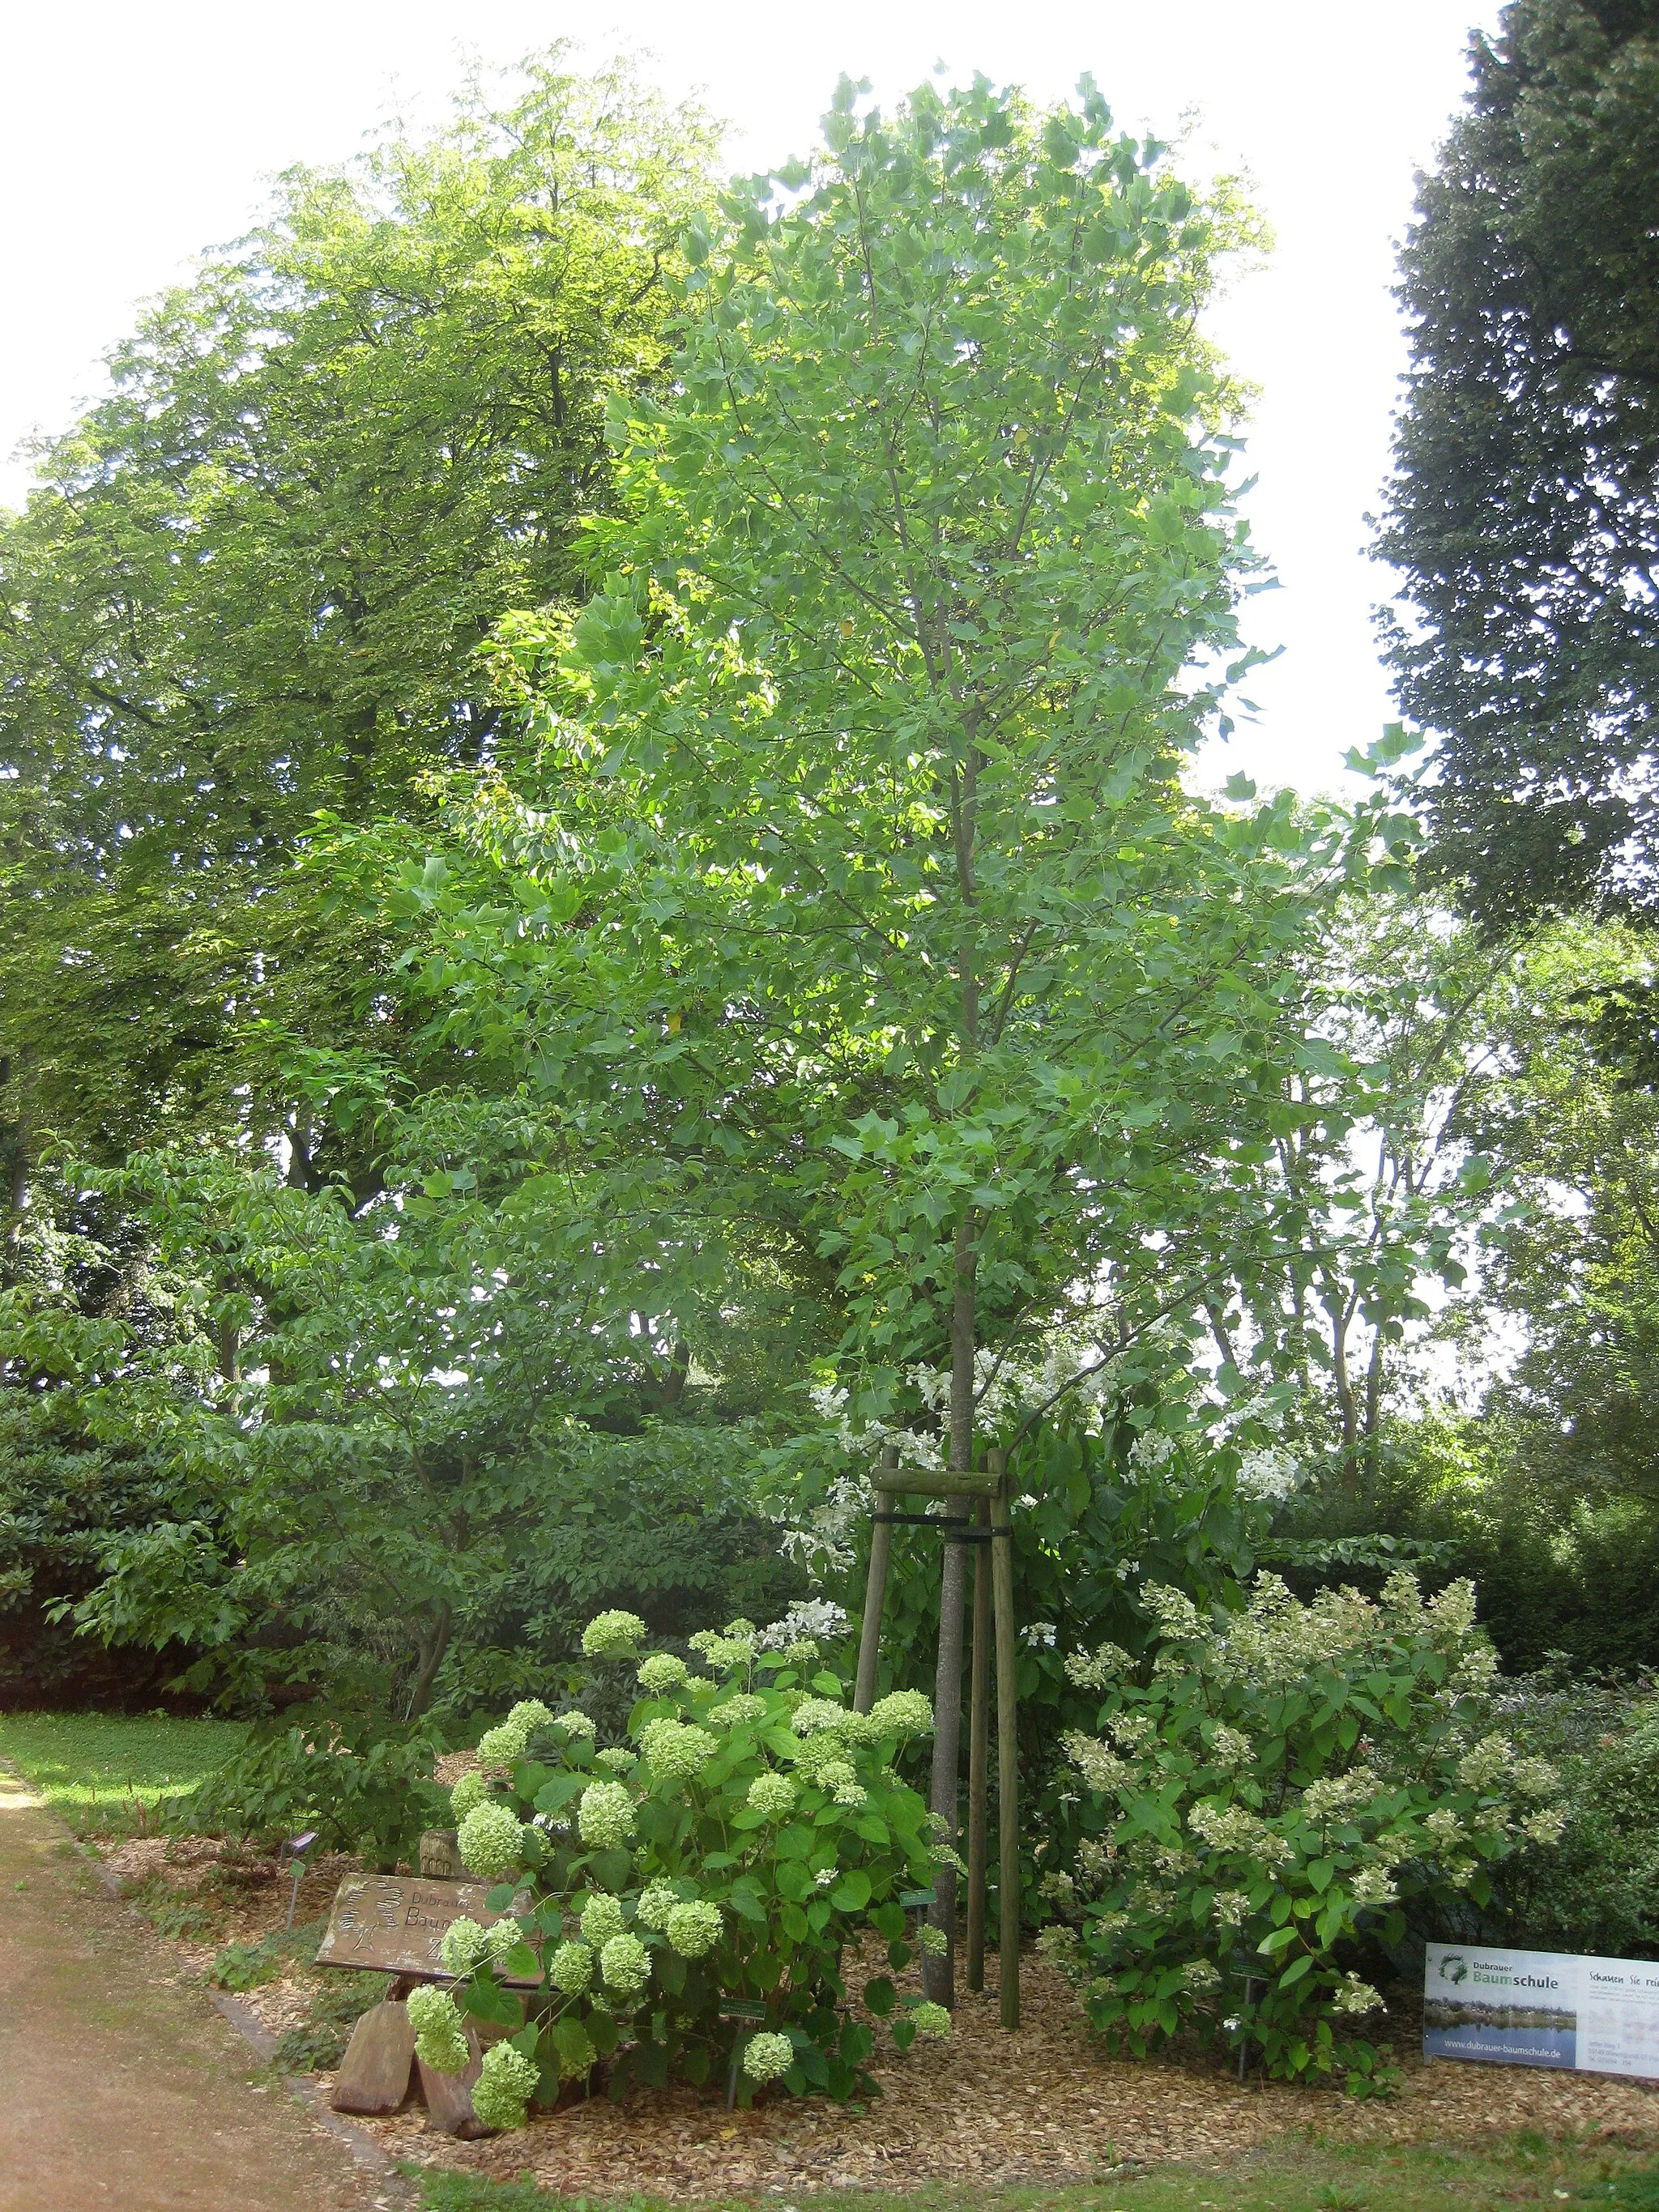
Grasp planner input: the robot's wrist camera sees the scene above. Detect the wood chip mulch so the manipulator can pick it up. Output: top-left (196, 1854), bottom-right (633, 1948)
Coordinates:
top-left (348, 1950), bottom-right (1659, 2199)
top-left (103, 1833), bottom-right (1659, 2197)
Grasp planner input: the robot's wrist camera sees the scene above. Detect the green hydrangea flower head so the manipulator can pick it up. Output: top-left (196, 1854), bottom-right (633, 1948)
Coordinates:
top-left (449, 1770), bottom-right (490, 1822)
top-left (599, 1932), bottom-right (650, 1994)
top-left (636, 1879), bottom-right (680, 1931)
top-left (637, 1652), bottom-right (690, 1695)
top-left (665, 1900), bottom-right (723, 1958)
top-left (471, 2039), bottom-right (539, 2132)
top-left (582, 1609), bottom-right (647, 1657)
top-left (639, 1719), bottom-right (717, 1784)
top-left (553, 1708), bottom-right (596, 1740)
top-left (476, 1718), bottom-right (531, 1767)
top-left (710, 1694), bottom-right (767, 1728)
top-left (549, 1940), bottom-right (594, 1993)
top-left (595, 1746), bottom-right (636, 1773)
top-left (579, 1890), bottom-right (625, 1946)
top-left (869, 1689), bottom-right (934, 1741)
top-left (577, 1780), bottom-right (636, 1851)
top-left (405, 1984), bottom-right (470, 2074)
top-left (747, 1771), bottom-right (797, 1822)
top-left (689, 1624), bottom-right (756, 1672)
top-left (437, 1916), bottom-right (490, 1976)
top-left (507, 1698), bottom-right (556, 1734)
top-left (743, 2031), bottom-right (795, 2082)
top-left (457, 1801), bottom-right (527, 1880)
top-left (911, 2001), bottom-right (952, 2037)
top-left (791, 1697), bottom-right (852, 1736)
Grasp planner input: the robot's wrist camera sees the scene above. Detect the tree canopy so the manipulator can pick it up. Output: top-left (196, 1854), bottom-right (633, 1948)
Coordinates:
top-left (1379, 0), bottom-right (1659, 924)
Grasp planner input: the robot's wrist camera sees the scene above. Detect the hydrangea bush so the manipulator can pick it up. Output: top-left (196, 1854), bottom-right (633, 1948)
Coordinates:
top-left (417, 1613), bottom-right (945, 2126)
top-left (1038, 1571), bottom-right (1565, 2096)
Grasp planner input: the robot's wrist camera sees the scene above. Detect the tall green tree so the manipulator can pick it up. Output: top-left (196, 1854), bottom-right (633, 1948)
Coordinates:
top-left (1379, 0), bottom-right (1659, 924)
top-left (385, 75), bottom-right (1398, 1996)
top-left (0, 52), bottom-right (716, 1202)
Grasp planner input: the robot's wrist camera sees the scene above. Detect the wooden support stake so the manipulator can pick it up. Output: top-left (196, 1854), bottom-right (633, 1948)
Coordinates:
top-left (923, 1488), bottom-right (971, 2007)
top-left (854, 1446), bottom-right (900, 1714)
top-left (990, 1456), bottom-right (1020, 2030)
top-left (964, 1492), bottom-right (991, 1993)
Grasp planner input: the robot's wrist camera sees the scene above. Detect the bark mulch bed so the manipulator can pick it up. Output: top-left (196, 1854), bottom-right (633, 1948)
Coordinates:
top-left (100, 1834), bottom-right (1659, 2198)
top-left (356, 1954), bottom-right (1659, 2199)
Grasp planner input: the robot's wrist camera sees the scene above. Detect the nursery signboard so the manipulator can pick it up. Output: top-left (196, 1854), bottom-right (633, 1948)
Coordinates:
top-left (1425, 1942), bottom-right (1659, 2078)
top-left (318, 1873), bottom-right (535, 1983)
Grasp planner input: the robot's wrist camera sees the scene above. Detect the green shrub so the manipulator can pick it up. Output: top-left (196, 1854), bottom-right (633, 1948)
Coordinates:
top-left (418, 1611), bottom-right (946, 2126)
top-left (1038, 1571), bottom-right (1565, 2096)
top-left (186, 1712), bottom-right (447, 1868)
top-left (1494, 1691), bottom-right (1659, 1960)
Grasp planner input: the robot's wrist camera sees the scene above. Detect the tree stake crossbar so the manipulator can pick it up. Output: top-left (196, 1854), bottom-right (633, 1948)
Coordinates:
top-left (852, 1447), bottom-right (1020, 2030)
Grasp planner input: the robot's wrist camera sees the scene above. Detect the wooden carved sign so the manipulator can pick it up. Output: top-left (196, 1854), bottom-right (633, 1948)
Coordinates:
top-left (316, 1873), bottom-right (536, 1984)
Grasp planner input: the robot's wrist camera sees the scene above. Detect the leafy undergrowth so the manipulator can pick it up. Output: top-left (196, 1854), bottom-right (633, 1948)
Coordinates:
top-left (271, 1970), bottom-right (392, 2073)
top-left (410, 2135), bottom-right (1659, 2212)
top-left (0, 1711), bottom-right (246, 1836)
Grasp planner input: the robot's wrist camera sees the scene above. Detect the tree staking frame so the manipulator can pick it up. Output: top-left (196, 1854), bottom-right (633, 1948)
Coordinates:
top-left (852, 1447), bottom-right (1020, 2029)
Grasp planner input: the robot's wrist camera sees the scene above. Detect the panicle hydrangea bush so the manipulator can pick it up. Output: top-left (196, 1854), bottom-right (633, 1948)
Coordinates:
top-left (431, 1609), bottom-right (945, 2127)
top-left (1039, 1571), bottom-right (1565, 2096)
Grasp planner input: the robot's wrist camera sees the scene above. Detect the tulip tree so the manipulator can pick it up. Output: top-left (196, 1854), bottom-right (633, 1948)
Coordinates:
top-left (437, 75), bottom-right (1388, 1997)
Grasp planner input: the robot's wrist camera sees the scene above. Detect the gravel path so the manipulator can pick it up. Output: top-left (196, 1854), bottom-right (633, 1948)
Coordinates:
top-left (0, 1767), bottom-right (406, 2212)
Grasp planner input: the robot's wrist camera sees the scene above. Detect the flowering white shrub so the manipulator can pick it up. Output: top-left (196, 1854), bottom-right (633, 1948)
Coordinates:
top-left (1042, 1569), bottom-right (1565, 2097)
top-left (427, 1607), bottom-right (945, 2125)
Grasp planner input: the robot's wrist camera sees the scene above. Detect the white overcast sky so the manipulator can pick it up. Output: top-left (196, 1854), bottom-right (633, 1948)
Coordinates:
top-left (0, 1), bottom-right (1499, 796)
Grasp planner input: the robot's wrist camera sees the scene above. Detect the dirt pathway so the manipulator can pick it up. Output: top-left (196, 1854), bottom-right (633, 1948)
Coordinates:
top-left (0, 1767), bottom-right (409, 2212)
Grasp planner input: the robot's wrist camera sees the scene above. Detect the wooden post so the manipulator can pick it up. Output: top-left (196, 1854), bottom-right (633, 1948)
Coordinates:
top-left (991, 1462), bottom-right (1020, 2029)
top-left (964, 1491), bottom-right (991, 1993)
top-left (854, 1446), bottom-right (900, 1714)
top-left (923, 1490), bottom-right (972, 2006)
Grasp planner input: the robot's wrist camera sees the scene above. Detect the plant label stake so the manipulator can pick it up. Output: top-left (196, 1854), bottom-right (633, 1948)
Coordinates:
top-left (284, 1831), bottom-right (318, 1931)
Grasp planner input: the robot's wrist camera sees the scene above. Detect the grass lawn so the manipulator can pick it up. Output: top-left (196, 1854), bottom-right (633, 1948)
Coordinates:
top-left (0, 1709), bottom-right (246, 1835)
top-left (412, 2133), bottom-right (1659, 2210)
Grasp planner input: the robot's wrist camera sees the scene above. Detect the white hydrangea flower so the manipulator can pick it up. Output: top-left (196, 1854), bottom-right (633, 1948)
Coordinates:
top-left (636, 1881), bottom-right (679, 1931)
top-left (1456, 1733), bottom-right (1513, 1791)
top-left (577, 1780), bottom-right (636, 1851)
top-left (438, 1916), bottom-right (491, 1976)
top-left (868, 1689), bottom-right (933, 1740)
top-left (599, 1933), bottom-right (650, 1994)
top-left (506, 1699), bottom-right (555, 1734)
top-left (457, 1801), bottom-right (527, 1880)
top-left (1331, 1973), bottom-right (1384, 2016)
top-left (665, 1901), bottom-right (723, 1958)
top-left (639, 1719), bottom-right (718, 1783)
top-left (1350, 1866), bottom-right (1398, 1907)
top-left (471, 2040), bottom-right (538, 2131)
top-left (550, 1940), bottom-right (594, 1993)
top-left (710, 1694), bottom-right (767, 1728)
top-left (476, 1719), bottom-right (531, 1767)
top-left (747, 1771), bottom-right (797, 1821)
top-left (406, 1984), bottom-right (470, 2074)
top-left (582, 1609), bottom-right (647, 1657)
top-left (743, 2031), bottom-right (795, 2082)
top-left (450, 1770), bottom-right (490, 1822)
top-left (578, 1891), bottom-right (625, 1946)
